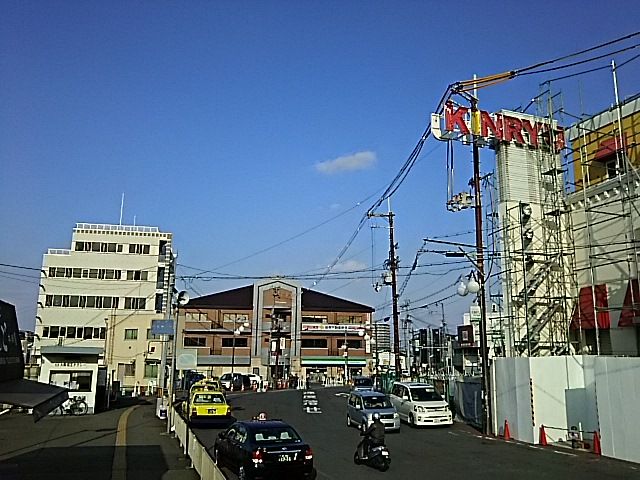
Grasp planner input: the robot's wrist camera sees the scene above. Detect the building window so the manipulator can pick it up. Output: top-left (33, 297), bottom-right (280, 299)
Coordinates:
top-left (124, 297), bottom-right (146, 310)
top-left (155, 293), bottom-right (164, 313)
top-left (124, 329), bottom-right (138, 340)
top-left (184, 337), bottom-right (207, 347)
top-left (147, 329), bottom-right (161, 340)
top-left (49, 371), bottom-right (92, 392)
top-left (185, 312), bottom-right (209, 322)
top-left (222, 337), bottom-right (248, 348)
top-left (337, 315), bottom-right (362, 324)
top-left (144, 362), bottom-right (159, 378)
top-left (66, 327), bottom-right (76, 339)
top-left (83, 327), bottom-right (93, 339)
top-left (156, 267), bottom-right (165, 289)
top-left (120, 363), bottom-right (136, 377)
top-left (222, 313), bottom-right (249, 323)
top-left (129, 244), bottom-right (150, 254)
top-left (42, 326), bottom-right (50, 338)
top-left (345, 339), bottom-right (362, 349)
top-left (126, 270), bottom-right (148, 281)
top-left (302, 315), bottom-right (328, 323)
top-left (301, 338), bottom-right (328, 348)
top-left (49, 326), bottom-right (60, 338)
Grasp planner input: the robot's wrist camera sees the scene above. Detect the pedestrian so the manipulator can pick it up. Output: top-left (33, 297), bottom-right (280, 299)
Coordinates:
top-left (305, 374), bottom-right (310, 390)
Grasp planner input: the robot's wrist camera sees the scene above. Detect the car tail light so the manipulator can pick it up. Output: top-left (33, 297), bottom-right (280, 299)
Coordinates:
top-left (252, 449), bottom-right (264, 464)
top-left (304, 447), bottom-right (313, 461)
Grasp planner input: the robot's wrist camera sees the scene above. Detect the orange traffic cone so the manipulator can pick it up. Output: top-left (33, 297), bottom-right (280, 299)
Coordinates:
top-left (539, 425), bottom-right (548, 446)
top-left (503, 420), bottom-right (511, 441)
top-left (592, 431), bottom-right (601, 455)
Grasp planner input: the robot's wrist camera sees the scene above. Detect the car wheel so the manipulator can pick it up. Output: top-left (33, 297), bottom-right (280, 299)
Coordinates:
top-left (353, 450), bottom-right (361, 465)
top-left (409, 413), bottom-right (415, 428)
top-left (347, 415), bottom-right (352, 427)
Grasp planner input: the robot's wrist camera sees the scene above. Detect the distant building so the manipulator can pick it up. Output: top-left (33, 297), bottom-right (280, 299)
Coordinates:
top-left (34, 223), bottom-right (175, 411)
top-left (177, 279), bottom-right (374, 383)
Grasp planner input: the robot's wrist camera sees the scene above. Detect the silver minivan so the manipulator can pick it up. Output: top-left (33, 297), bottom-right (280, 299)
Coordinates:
top-left (347, 390), bottom-right (400, 432)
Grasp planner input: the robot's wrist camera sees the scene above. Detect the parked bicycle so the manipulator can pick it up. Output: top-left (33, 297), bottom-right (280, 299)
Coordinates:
top-left (53, 396), bottom-right (88, 416)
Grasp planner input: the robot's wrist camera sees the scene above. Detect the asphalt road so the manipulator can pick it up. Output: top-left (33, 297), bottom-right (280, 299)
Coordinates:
top-left (193, 385), bottom-right (640, 480)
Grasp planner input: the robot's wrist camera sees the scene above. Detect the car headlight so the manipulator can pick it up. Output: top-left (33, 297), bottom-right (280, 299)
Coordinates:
top-left (393, 412), bottom-right (399, 418)
top-left (414, 405), bottom-right (424, 413)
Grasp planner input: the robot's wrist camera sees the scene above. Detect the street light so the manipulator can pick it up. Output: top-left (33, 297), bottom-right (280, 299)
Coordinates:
top-left (231, 317), bottom-right (250, 375)
top-left (342, 328), bottom-right (366, 384)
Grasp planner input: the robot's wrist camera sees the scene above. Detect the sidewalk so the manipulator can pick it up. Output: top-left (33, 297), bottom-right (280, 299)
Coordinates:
top-left (0, 397), bottom-right (198, 480)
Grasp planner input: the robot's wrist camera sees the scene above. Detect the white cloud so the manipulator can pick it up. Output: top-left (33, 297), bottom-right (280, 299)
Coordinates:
top-left (332, 259), bottom-right (368, 273)
top-left (315, 151), bottom-right (376, 174)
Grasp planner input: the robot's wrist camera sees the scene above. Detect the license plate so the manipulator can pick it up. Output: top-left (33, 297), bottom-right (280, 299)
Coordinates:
top-left (278, 454), bottom-right (292, 462)
top-left (208, 409), bottom-right (216, 414)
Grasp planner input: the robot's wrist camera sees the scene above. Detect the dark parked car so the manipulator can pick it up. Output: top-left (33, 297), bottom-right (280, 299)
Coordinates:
top-left (213, 419), bottom-right (315, 480)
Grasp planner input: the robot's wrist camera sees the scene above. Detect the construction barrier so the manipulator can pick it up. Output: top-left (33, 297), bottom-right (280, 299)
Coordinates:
top-left (592, 431), bottom-right (601, 456)
top-left (503, 419), bottom-right (511, 441)
top-left (539, 425), bottom-right (548, 446)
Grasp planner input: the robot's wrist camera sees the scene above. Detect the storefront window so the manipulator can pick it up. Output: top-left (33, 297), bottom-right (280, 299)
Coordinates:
top-left (49, 371), bottom-right (93, 392)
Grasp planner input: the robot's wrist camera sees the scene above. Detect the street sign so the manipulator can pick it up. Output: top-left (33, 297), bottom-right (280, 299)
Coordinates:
top-left (151, 319), bottom-right (174, 336)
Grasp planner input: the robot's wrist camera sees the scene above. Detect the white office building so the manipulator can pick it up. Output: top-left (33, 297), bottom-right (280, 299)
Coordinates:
top-left (34, 223), bottom-right (174, 412)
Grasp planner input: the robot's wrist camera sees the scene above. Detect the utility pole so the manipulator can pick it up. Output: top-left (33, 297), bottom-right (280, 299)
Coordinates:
top-left (471, 96), bottom-right (492, 436)
top-left (369, 208), bottom-right (402, 379)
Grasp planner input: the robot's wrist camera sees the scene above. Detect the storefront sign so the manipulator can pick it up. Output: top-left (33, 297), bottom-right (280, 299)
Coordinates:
top-left (53, 362), bottom-right (87, 368)
top-left (301, 323), bottom-right (366, 332)
top-left (432, 101), bottom-right (565, 151)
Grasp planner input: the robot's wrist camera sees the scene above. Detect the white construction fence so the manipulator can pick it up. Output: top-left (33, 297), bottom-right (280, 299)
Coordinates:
top-left (493, 355), bottom-right (640, 464)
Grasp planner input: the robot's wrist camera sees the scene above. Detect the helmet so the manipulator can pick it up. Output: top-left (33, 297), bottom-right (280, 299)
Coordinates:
top-left (372, 412), bottom-right (380, 420)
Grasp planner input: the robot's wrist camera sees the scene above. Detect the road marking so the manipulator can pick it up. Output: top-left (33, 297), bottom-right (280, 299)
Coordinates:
top-left (553, 450), bottom-right (577, 457)
top-left (111, 405), bottom-right (139, 480)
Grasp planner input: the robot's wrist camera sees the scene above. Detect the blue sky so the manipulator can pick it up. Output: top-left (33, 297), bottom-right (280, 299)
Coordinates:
top-left (2, 1), bottom-right (639, 331)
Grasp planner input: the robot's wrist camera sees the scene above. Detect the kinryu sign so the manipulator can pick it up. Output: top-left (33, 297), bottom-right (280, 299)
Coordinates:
top-left (432, 101), bottom-right (565, 151)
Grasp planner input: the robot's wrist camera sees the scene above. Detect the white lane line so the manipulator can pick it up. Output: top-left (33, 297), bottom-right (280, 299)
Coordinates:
top-left (553, 450), bottom-right (577, 457)
top-left (111, 405), bottom-right (139, 480)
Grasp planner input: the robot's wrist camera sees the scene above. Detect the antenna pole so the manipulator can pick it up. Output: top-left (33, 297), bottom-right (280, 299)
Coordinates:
top-left (119, 193), bottom-right (125, 225)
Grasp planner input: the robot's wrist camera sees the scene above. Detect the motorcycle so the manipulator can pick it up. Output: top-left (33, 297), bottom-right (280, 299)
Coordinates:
top-left (353, 433), bottom-right (391, 471)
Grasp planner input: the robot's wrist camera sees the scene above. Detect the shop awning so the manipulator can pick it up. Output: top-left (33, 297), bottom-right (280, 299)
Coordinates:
top-left (619, 279), bottom-right (640, 327)
top-left (570, 284), bottom-right (611, 330)
top-left (0, 300), bottom-right (68, 421)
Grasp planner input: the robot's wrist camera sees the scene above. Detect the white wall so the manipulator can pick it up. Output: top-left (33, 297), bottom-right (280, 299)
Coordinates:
top-left (594, 357), bottom-right (640, 463)
top-left (493, 355), bottom-right (640, 464)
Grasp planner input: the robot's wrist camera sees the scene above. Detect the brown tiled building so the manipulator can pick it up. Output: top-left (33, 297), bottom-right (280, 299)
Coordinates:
top-left (176, 279), bottom-right (375, 384)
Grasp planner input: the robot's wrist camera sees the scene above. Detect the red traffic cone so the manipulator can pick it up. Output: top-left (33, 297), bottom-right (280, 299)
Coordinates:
top-left (539, 425), bottom-right (548, 446)
top-left (592, 431), bottom-right (601, 455)
top-left (503, 420), bottom-right (511, 441)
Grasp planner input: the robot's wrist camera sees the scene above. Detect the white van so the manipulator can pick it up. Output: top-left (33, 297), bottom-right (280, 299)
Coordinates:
top-left (389, 382), bottom-right (452, 427)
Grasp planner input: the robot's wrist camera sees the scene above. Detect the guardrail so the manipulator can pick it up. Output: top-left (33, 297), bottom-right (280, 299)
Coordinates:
top-left (172, 407), bottom-right (226, 479)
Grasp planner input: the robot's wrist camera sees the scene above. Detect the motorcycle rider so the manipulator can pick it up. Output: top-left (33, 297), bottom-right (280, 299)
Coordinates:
top-left (360, 412), bottom-right (385, 457)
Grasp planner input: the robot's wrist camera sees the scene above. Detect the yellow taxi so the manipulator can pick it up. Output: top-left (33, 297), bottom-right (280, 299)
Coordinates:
top-left (192, 378), bottom-right (222, 392)
top-left (185, 389), bottom-right (231, 425)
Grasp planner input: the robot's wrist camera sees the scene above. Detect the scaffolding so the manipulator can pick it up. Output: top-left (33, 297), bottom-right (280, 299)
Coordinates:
top-left (567, 81), bottom-right (640, 355)
top-left (494, 94), bottom-right (576, 357)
